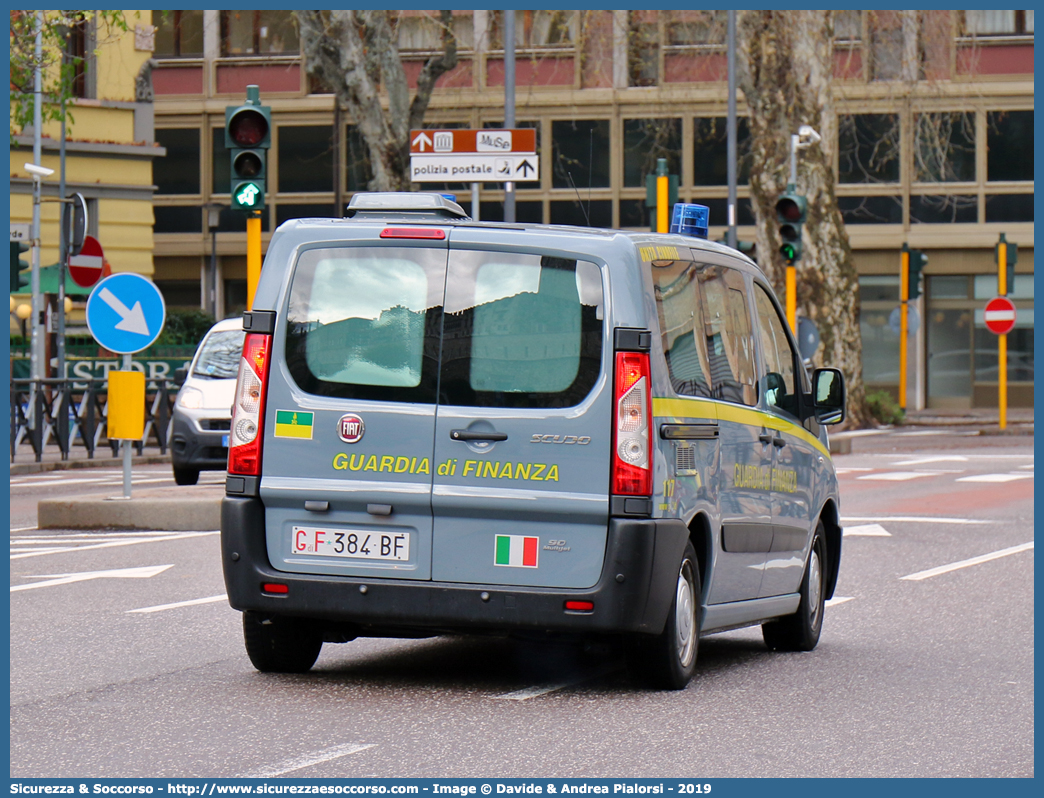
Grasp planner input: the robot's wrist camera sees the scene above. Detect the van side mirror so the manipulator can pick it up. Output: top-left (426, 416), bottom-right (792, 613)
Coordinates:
top-left (812, 368), bottom-right (845, 425)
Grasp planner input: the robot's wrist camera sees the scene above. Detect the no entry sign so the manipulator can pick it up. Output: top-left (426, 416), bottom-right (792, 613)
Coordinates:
top-left (69, 235), bottom-right (105, 288)
top-left (983, 296), bottom-right (1017, 335)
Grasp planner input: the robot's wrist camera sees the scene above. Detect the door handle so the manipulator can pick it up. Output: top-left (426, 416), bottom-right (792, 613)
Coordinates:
top-left (758, 432), bottom-right (774, 445)
top-left (772, 436), bottom-right (786, 448)
top-left (451, 429), bottom-right (508, 442)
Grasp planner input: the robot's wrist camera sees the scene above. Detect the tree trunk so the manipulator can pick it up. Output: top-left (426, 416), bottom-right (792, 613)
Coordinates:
top-left (737, 10), bottom-right (871, 427)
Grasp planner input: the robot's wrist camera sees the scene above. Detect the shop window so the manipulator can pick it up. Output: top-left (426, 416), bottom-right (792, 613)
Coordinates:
top-left (974, 326), bottom-right (1034, 382)
top-left (628, 11), bottom-right (659, 87)
top-left (278, 126), bottom-right (334, 194)
top-left (975, 274), bottom-right (1034, 300)
top-left (910, 195), bottom-right (978, 224)
top-left (153, 206), bottom-right (202, 234)
top-left (693, 117), bottom-right (751, 186)
top-left (984, 194), bottom-right (1034, 222)
top-left (859, 275), bottom-right (900, 303)
top-left (987, 111), bottom-right (1034, 182)
top-left (839, 114), bottom-right (900, 183)
top-left (549, 199), bottom-right (612, 228)
top-left (963, 10), bottom-right (1034, 35)
top-left (552, 120), bottom-right (610, 189)
top-left (397, 12), bottom-right (473, 51)
top-left (221, 11), bottom-right (298, 56)
top-left (838, 196), bottom-right (903, 224)
top-left (154, 11), bottom-right (204, 57)
top-left (665, 11), bottom-right (726, 46)
top-left (929, 276), bottom-right (969, 299)
top-left (155, 129), bottom-right (201, 195)
top-left (623, 119), bottom-right (681, 188)
top-left (915, 112), bottom-right (976, 183)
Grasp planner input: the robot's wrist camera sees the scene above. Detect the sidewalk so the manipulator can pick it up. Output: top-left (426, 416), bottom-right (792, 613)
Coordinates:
top-left (9, 446), bottom-right (172, 476)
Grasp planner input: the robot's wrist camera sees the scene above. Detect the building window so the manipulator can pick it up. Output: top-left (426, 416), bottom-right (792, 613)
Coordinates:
top-left (664, 10), bottom-right (725, 46)
top-left (868, 10), bottom-right (904, 81)
top-left (212, 128), bottom-right (229, 195)
top-left (984, 194), bottom-right (1034, 222)
top-left (153, 206), bottom-right (203, 234)
top-left (397, 11), bottom-right (473, 52)
top-left (838, 196), bottom-right (903, 224)
top-left (914, 112), bottom-right (975, 183)
top-left (628, 11), bottom-right (659, 87)
top-left (963, 10), bottom-right (1034, 35)
top-left (987, 110), bottom-right (1034, 182)
top-left (346, 126), bottom-right (375, 194)
top-left (155, 129), bottom-right (201, 195)
top-left (552, 120), bottom-right (610, 189)
top-left (490, 11), bottom-right (577, 50)
top-left (221, 11), bottom-right (298, 56)
top-left (64, 14), bottom-right (89, 99)
top-left (910, 195), bottom-right (978, 224)
top-left (278, 126), bottom-right (334, 193)
top-left (834, 10), bottom-right (863, 41)
top-left (623, 118), bottom-right (681, 188)
top-left (692, 117), bottom-right (751, 186)
top-left (838, 114), bottom-right (900, 183)
top-left (154, 11), bottom-right (204, 58)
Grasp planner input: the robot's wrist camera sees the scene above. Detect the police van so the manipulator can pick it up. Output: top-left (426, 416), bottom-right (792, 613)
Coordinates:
top-left (221, 192), bottom-right (845, 689)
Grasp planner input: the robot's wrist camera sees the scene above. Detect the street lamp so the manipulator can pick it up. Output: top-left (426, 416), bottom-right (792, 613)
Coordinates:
top-left (203, 203), bottom-right (224, 319)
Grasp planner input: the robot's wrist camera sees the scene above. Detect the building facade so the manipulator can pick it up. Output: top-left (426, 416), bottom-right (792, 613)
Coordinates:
top-left (150, 10), bottom-right (1034, 409)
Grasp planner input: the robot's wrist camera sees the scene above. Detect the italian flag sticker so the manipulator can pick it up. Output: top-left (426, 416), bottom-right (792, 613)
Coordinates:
top-left (494, 535), bottom-right (539, 568)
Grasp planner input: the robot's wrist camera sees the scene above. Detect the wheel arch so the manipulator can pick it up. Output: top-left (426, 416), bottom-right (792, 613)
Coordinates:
top-left (687, 511), bottom-right (712, 604)
top-left (818, 499), bottom-right (842, 600)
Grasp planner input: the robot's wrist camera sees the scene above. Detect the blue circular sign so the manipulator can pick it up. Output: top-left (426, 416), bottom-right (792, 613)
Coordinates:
top-left (86, 273), bottom-right (166, 354)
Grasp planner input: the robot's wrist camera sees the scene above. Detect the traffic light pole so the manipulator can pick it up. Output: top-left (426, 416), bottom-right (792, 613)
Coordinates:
top-left (899, 245), bottom-right (909, 411)
top-left (656, 159), bottom-right (669, 233)
top-left (998, 236), bottom-right (1008, 430)
top-left (246, 210), bottom-right (262, 311)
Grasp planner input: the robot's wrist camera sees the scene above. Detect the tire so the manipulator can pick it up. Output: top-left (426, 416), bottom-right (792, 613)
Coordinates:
top-left (173, 466), bottom-right (199, 486)
top-left (242, 611), bottom-right (323, 673)
top-left (763, 522), bottom-right (827, 652)
top-left (626, 541), bottom-right (700, 690)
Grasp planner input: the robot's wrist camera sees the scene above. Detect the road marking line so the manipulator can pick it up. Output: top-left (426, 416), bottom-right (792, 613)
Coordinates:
top-left (1017, 464), bottom-right (1034, 470)
top-left (826, 596), bottom-right (855, 607)
top-left (10, 530), bottom-right (218, 560)
top-left (127, 594), bottom-right (227, 613)
top-left (10, 526), bottom-right (38, 532)
top-left (12, 564), bottom-right (173, 592)
top-left (843, 524), bottom-right (891, 537)
top-left (955, 473), bottom-right (1033, 483)
top-left (491, 666), bottom-right (617, 701)
top-left (841, 516), bottom-right (990, 525)
top-left (900, 542), bottom-right (1034, 582)
top-left (13, 477), bottom-right (112, 487)
top-left (242, 744), bottom-right (375, 778)
top-left (893, 455), bottom-right (969, 466)
top-left (895, 430), bottom-right (949, 437)
top-left (834, 467), bottom-right (874, 475)
top-left (857, 471), bottom-right (943, 481)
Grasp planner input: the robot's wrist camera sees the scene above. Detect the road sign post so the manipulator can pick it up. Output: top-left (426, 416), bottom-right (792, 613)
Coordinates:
top-left (86, 273), bottom-right (167, 498)
top-left (984, 294), bottom-right (1017, 431)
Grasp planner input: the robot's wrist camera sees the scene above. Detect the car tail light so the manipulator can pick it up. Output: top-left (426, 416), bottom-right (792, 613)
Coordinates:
top-left (262, 582), bottom-right (289, 595)
top-left (612, 351), bottom-right (652, 496)
top-left (228, 333), bottom-right (272, 476)
top-left (565, 600), bottom-right (594, 612)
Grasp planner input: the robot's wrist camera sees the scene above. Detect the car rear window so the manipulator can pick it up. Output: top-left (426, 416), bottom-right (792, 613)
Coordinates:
top-left (192, 330), bottom-right (244, 379)
top-left (284, 246), bottom-right (446, 403)
top-left (440, 251), bottom-right (603, 408)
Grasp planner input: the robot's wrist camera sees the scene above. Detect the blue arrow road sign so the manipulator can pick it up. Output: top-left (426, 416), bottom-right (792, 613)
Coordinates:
top-left (86, 273), bottom-right (166, 354)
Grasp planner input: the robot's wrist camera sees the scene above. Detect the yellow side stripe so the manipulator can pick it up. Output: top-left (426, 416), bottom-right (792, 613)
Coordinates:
top-left (652, 396), bottom-right (832, 460)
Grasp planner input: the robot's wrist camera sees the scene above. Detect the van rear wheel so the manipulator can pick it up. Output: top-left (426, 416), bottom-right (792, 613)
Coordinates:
top-left (626, 541), bottom-right (700, 690)
top-left (762, 523), bottom-right (826, 652)
top-left (242, 611), bottom-right (323, 673)
top-left (172, 466), bottom-right (199, 486)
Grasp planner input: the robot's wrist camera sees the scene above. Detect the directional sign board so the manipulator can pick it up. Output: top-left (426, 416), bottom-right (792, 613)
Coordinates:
top-left (983, 296), bottom-right (1017, 335)
top-left (69, 235), bottom-right (105, 288)
top-left (410, 128), bottom-right (539, 183)
top-left (86, 272), bottom-right (166, 354)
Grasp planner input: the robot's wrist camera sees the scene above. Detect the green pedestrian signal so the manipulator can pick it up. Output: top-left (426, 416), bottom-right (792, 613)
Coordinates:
top-left (775, 190), bottom-right (807, 265)
top-left (10, 240), bottom-right (30, 293)
top-left (226, 84), bottom-right (270, 211)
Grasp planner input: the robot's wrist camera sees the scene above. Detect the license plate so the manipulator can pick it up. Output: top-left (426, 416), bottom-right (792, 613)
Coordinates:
top-left (221, 434), bottom-right (229, 448)
top-left (292, 526), bottom-right (410, 561)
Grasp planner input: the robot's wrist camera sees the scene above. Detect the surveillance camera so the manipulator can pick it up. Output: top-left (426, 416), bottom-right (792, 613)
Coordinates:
top-left (797, 125), bottom-right (821, 143)
top-left (24, 162), bottom-right (55, 178)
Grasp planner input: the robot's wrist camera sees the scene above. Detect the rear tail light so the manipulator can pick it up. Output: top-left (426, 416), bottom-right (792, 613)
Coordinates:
top-left (565, 600), bottom-right (594, 612)
top-left (262, 582), bottom-right (289, 595)
top-left (612, 351), bottom-right (652, 495)
top-left (228, 333), bottom-right (272, 476)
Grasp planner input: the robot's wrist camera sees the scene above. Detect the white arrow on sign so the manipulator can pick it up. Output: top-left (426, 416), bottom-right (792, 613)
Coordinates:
top-left (412, 131), bottom-right (433, 152)
top-left (98, 286), bottom-right (150, 336)
top-left (11, 564), bottom-right (173, 592)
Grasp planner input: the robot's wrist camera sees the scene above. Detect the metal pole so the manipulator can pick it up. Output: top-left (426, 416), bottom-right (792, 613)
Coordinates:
top-left (121, 353), bottom-right (132, 499)
top-left (471, 182), bottom-right (480, 220)
top-left (789, 134), bottom-right (799, 186)
top-left (210, 224), bottom-right (218, 317)
top-left (656, 158), bottom-right (669, 233)
top-left (899, 244), bottom-right (909, 410)
top-left (246, 211), bottom-right (261, 310)
top-left (998, 236), bottom-right (1008, 430)
top-left (726, 10), bottom-right (737, 249)
top-left (30, 12), bottom-right (44, 394)
top-left (503, 10), bottom-right (516, 223)
top-left (58, 95), bottom-right (67, 384)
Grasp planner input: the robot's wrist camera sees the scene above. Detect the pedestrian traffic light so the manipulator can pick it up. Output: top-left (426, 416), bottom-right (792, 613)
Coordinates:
top-left (907, 248), bottom-right (928, 300)
top-left (10, 241), bottom-right (29, 293)
top-left (226, 85), bottom-right (271, 211)
top-left (774, 190), bottom-right (807, 265)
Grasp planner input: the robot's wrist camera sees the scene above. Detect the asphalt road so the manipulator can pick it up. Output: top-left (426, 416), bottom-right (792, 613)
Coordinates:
top-left (8, 431), bottom-right (1034, 778)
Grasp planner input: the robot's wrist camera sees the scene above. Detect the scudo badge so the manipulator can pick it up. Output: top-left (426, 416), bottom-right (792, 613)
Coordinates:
top-left (337, 413), bottom-right (365, 444)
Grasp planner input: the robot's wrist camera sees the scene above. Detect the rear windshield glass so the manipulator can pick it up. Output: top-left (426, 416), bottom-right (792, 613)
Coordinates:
top-left (284, 246), bottom-right (446, 403)
top-left (441, 251), bottom-right (603, 408)
top-left (192, 329), bottom-right (244, 379)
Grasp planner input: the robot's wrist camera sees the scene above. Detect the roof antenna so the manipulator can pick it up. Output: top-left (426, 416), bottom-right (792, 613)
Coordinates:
top-left (566, 171), bottom-right (591, 226)
top-left (587, 127), bottom-right (593, 225)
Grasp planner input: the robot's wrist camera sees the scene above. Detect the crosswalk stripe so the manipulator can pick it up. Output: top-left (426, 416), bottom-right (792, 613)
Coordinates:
top-left (901, 542), bottom-right (1034, 581)
top-left (955, 473), bottom-right (1033, 483)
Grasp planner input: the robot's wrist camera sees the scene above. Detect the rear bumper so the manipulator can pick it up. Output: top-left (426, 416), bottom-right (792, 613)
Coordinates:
top-left (221, 496), bottom-right (688, 636)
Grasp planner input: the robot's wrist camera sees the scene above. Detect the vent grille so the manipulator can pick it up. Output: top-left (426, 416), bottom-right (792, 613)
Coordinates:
top-left (676, 443), bottom-right (696, 474)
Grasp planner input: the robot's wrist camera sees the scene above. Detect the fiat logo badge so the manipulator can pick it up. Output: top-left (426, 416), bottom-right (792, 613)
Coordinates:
top-left (337, 413), bottom-right (365, 444)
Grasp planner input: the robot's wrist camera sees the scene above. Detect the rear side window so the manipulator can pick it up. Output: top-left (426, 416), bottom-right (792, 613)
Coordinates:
top-left (753, 283), bottom-right (799, 418)
top-left (697, 265), bottom-right (757, 406)
top-left (284, 246), bottom-right (446, 403)
top-left (192, 329), bottom-right (244, 379)
top-left (440, 251), bottom-right (603, 408)
top-left (651, 260), bottom-right (713, 398)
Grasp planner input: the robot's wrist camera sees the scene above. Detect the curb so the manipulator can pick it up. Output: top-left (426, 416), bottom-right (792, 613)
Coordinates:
top-left (10, 455), bottom-right (172, 476)
top-left (37, 495), bottom-right (222, 531)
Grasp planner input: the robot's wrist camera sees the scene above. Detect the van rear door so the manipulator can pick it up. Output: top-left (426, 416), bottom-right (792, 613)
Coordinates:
top-left (430, 234), bottom-right (610, 588)
top-left (260, 237), bottom-right (447, 581)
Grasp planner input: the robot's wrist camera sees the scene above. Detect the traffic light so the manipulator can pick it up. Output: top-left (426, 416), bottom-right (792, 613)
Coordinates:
top-left (10, 241), bottom-right (29, 292)
top-left (907, 248), bottom-right (928, 300)
top-left (226, 85), bottom-right (271, 212)
top-left (996, 234), bottom-right (1017, 295)
top-left (774, 190), bottom-right (807, 265)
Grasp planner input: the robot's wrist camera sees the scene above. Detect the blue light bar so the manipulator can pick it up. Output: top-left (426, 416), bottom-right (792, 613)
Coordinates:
top-left (670, 203), bottom-right (709, 239)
